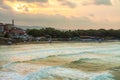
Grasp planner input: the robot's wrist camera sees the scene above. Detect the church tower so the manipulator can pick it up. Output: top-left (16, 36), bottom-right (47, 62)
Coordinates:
top-left (12, 19), bottom-right (14, 27)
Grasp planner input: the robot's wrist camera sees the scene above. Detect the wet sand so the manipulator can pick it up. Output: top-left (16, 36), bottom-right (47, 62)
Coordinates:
top-left (22, 56), bottom-right (71, 66)
top-left (65, 58), bottom-right (120, 72)
top-left (0, 42), bottom-right (120, 80)
top-left (23, 56), bottom-right (120, 72)
top-left (112, 71), bottom-right (120, 80)
top-left (21, 54), bottom-right (120, 80)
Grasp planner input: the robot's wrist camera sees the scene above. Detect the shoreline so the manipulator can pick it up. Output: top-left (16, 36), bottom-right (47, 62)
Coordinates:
top-left (0, 40), bottom-right (120, 46)
top-left (0, 41), bottom-right (120, 80)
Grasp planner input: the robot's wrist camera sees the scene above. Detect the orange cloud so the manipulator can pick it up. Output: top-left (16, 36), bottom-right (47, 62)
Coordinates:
top-left (4, 1), bottom-right (53, 14)
top-left (3, 0), bottom-right (79, 17)
top-left (1, 0), bottom-right (120, 27)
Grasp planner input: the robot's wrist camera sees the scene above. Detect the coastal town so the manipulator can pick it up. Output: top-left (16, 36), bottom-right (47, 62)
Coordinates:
top-left (0, 20), bottom-right (26, 37)
top-left (0, 20), bottom-right (120, 45)
top-left (0, 20), bottom-right (30, 44)
top-left (0, 0), bottom-right (120, 80)
top-left (0, 20), bottom-right (99, 45)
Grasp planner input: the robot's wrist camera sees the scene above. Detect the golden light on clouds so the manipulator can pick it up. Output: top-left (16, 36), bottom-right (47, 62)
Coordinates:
top-left (4, 1), bottom-right (47, 14)
top-left (0, 0), bottom-right (120, 29)
top-left (4, 0), bottom-right (42, 14)
top-left (13, 3), bottom-right (29, 12)
top-left (4, 0), bottom-right (79, 17)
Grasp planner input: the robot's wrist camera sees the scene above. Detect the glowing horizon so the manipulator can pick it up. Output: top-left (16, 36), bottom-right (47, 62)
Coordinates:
top-left (0, 0), bottom-right (120, 29)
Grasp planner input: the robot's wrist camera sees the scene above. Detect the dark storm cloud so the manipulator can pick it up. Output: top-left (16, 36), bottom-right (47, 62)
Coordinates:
top-left (58, 0), bottom-right (77, 8)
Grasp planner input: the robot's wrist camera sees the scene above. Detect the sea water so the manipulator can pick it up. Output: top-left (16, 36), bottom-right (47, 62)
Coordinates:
top-left (0, 42), bottom-right (120, 80)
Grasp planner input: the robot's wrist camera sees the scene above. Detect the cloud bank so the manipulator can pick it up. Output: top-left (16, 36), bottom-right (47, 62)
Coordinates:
top-left (0, 0), bottom-right (120, 30)
top-left (82, 0), bottom-right (112, 6)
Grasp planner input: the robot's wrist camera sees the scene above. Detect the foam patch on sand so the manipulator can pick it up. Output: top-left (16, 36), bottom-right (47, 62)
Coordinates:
top-left (0, 71), bottom-right (23, 80)
top-left (0, 42), bottom-right (120, 80)
top-left (1, 63), bottom-right (49, 75)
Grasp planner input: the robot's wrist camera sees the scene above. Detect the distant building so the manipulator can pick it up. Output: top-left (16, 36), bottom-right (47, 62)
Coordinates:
top-left (0, 23), bottom-right (5, 37)
top-left (0, 23), bottom-right (4, 32)
top-left (79, 36), bottom-right (101, 42)
top-left (10, 27), bottom-right (26, 35)
top-left (12, 19), bottom-right (14, 26)
top-left (4, 24), bottom-right (13, 33)
top-left (0, 20), bottom-right (26, 38)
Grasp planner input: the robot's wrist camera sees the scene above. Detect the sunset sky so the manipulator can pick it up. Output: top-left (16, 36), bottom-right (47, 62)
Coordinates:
top-left (0, 0), bottom-right (120, 30)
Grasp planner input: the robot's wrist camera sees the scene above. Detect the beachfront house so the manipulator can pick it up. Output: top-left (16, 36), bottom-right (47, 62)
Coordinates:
top-left (79, 36), bottom-right (98, 42)
top-left (0, 21), bottom-right (27, 39)
top-left (0, 23), bottom-right (5, 37)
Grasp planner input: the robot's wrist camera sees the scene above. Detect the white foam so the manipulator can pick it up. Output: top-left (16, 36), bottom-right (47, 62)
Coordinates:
top-left (0, 42), bottom-right (120, 80)
top-left (0, 71), bottom-right (23, 80)
top-left (23, 67), bottom-right (114, 80)
top-left (1, 42), bottom-right (120, 62)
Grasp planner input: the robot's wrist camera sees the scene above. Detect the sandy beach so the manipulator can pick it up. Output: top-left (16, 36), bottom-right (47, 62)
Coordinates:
top-left (0, 42), bottom-right (120, 80)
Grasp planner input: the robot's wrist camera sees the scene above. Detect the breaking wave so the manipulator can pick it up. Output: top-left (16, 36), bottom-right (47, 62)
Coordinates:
top-left (23, 67), bottom-right (114, 80)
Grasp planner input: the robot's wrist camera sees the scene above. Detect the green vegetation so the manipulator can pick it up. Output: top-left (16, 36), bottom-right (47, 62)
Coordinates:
top-left (26, 28), bottom-right (120, 39)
